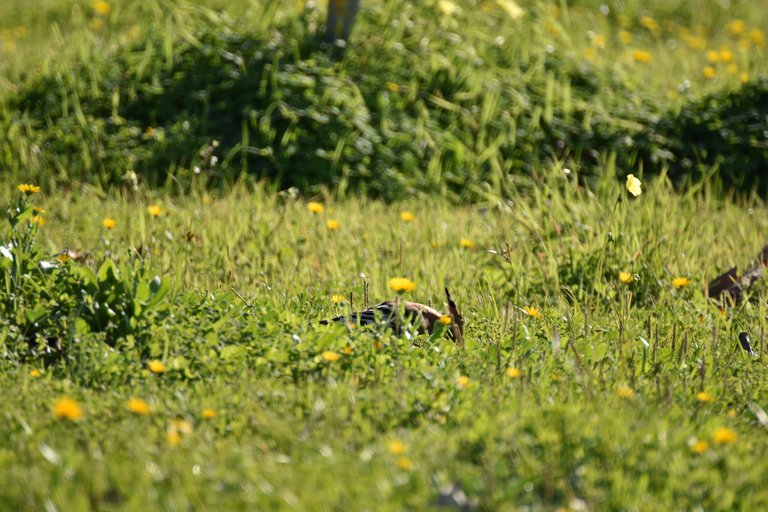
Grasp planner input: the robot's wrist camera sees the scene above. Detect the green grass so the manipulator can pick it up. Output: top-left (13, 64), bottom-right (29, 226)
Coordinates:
top-left (2, 170), bottom-right (768, 510)
top-left (2, 0), bottom-right (768, 510)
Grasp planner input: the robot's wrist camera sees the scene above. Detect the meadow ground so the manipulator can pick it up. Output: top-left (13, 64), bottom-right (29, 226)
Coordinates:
top-left (2, 0), bottom-right (768, 511)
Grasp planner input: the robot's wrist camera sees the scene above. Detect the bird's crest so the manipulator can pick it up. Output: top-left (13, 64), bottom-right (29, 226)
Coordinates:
top-left (445, 287), bottom-right (464, 344)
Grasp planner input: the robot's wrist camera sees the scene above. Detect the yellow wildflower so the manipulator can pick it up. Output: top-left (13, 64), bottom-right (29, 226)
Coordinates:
top-left (147, 360), bottom-right (166, 373)
top-left (167, 430), bottom-right (182, 445)
top-left (343, 345), bottom-right (353, 355)
top-left (696, 391), bottom-right (715, 403)
top-left (321, 351), bottom-right (341, 362)
top-left (326, 219), bottom-right (340, 231)
top-left (619, 30), bottom-right (632, 45)
top-left (639, 16), bottom-right (659, 35)
top-left (506, 367), bottom-right (522, 378)
top-left (201, 408), bottom-right (217, 419)
top-left (690, 440), bottom-right (709, 454)
top-left (726, 64), bottom-right (739, 75)
top-left (719, 49), bottom-right (733, 63)
top-left (750, 28), bottom-right (765, 46)
top-left (92, 0), bottom-right (111, 16)
top-left (617, 386), bottom-right (635, 399)
top-left (459, 239), bottom-right (475, 249)
top-left (672, 277), bottom-right (691, 289)
top-left (632, 50), bottom-right (653, 63)
top-left (53, 397), bottom-right (84, 421)
top-left (703, 66), bottom-right (716, 79)
top-left (386, 81), bottom-right (400, 92)
top-left (739, 72), bottom-right (749, 83)
top-left (388, 277), bottom-right (416, 293)
top-left (126, 398), bottom-right (151, 415)
top-left (147, 205), bottom-right (163, 217)
top-left (712, 426), bottom-right (738, 445)
top-left (726, 19), bottom-right (745, 36)
top-left (387, 439), bottom-right (407, 455)
top-left (102, 218), bottom-right (116, 229)
top-left (331, 294), bottom-right (346, 304)
top-left (395, 456), bottom-right (413, 470)
top-left (30, 369), bottom-right (42, 378)
top-left (17, 184), bottom-right (40, 194)
top-left (626, 174), bottom-right (642, 196)
top-left (456, 375), bottom-right (470, 388)
top-left (171, 418), bottom-right (193, 435)
top-left (400, 211), bottom-right (416, 222)
top-left (706, 50), bottom-right (720, 63)
top-left (619, 271), bottom-right (634, 284)
top-left (438, 315), bottom-right (452, 325)
top-left (307, 201), bottom-right (324, 214)
top-left (30, 215), bottom-right (45, 226)
top-left (522, 306), bottom-right (542, 318)
top-left (726, 408), bottom-right (736, 418)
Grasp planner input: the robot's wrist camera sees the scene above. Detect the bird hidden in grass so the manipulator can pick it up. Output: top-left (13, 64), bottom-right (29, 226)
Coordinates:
top-left (321, 287), bottom-right (464, 343)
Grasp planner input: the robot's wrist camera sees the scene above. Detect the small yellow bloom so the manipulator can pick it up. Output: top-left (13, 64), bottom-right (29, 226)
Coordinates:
top-left (459, 239), bottom-right (475, 249)
top-left (201, 408), bottom-right (217, 419)
top-left (30, 369), bottom-right (42, 378)
top-left (506, 367), bottom-right (522, 378)
top-left (522, 306), bottom-right (542, 318)
top-left (331, 294), bottom-right (346, 304)
top-left (400, 211), bottom-right (416, 222)
top-left (726, 408), bottom-right (736, 418)
top-left (438, 315), bottom-right (452, 325)
top-left (719, 49), bottom-right (733, 63)
top-left (703, 66), bottom-right (716, 79)
top-left (437, 0), bottom-right (460, 16)
top-left (705, 50), bottom-right (720, 63)
top-left (92, 0), bottom-right (111, 16)
top-left (619, 271), bottom-right (634, 284)
top-left (30, 215), bottom-right (45, 226)
top-left (672, 277), bottom-right (691, 289)
top-left (53, 397), bottom-right (84, 421)
top-left (626, 174), bottom-right (642, 196)
top-left (321, 351), bottom-right (341, 362)
top-left (639, 16), bottom-right (659, 35)
top-left (102, 218), bottom-right (116, 229)
top-left (126, 398), bottom-right (151, 415)
top-left (712, 426), bottom-right (738, 445)
top-left (696, 391), bottom-right (715, 403)
top-left (690, 440), bottom-right (709, 454)
top-left (326, 219), bottom-right (340, 231)
top-left (167, 430), bottom-right (181, 445)
top-left (387, 439), bottom-right (407, 455)
top-left (395, 456), bottom-right (413, 470)
top-left (147, 360), bottom-right (166, 373)
top-left (386, 81), bottom-right (400, 92)
top-left (343, 345), bottom-right (353, 355)
top-left (388, 277), bottom-right (416, 293)
top-left (171, 418), bottom-right (193, 435)
top-left (726, 63), bottom-right (739, 75)
top-left (617, 386), bottom-right (635, 399)
top-left (17, 184), bottom-right (40, 194)
top-left (739, 72), bottom-right (749, 84)
top-left (632, 50), bottom-right (653, 63)
top-left (307, 201), bottom-right (324, 214)
top-left (727, 19), bottom-right (745, 36)
top-left (147, 205), bottom-right (163, 217)
top-left (750, 28), bottom-right (765, 46)
top-left (456, 375), bottom-right (470, 388)
top-left (618, 30), bottom-right (632, 45)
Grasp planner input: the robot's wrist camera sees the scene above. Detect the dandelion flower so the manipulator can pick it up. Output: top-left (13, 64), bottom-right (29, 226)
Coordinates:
top-left (703, 66), bottom-right (716, 79)
top-left (632, 50), bottom-right (652, 63)
top-left (456, 375), bottom-right (470, 388)
top-left (343, 345), bottom-right (353, 355)
top-left (705, 50), bottom-right (720, 63)
top-left (690, 440), bottom-right (709, 454)
top-left (17, 184), bottom-right (40, 194)
top-left (331, 294), bottom-right (346, 304)
top-left (30, 215), bottom-right (45, 226)
top-left (387, 439), bottom-right (407, 455)
top-left (321, 351), bottom-right (341, 362)
top-left (53, 397), bottom-right (84, 421)
top-left (626, 174), bottom-right (642, 196)
top-left (201, 408), bottom-right (217, 419)
top-left (102, 218), bottom-right (116, 229)
top-left (619, 271), bottom-right (634, 284)
top-left (438, 315), bottom-right (452, 325)
top-left (719, 49), bottom-right (733, 63)
top-left (147, 205), bottom-right (163, 217)
top-left (727, 19), bottom-right (745, 36)
top-left (386, 82), bottom-right (400, 92)
top-left (126, 398), bottom-right (151, 415)
top-left (712, 426), bottom-right (738, 445)
top-left (672, 277), bottom-right (691, 289)
top-left (619, 30), bottom-right (632, 44)
top-left (30, 369), bottom-right (42, 378)
top-left (167, 430), bottom-right (182, 445)
top-left (696, 391), bottom-right (715, 403)
top-left (750, 28), bottom-right (765, 46)
top-left (400, 211), bottom-right (416, 222)
top-left (307, 202), bottom-right (324, 214)
top-left (395, 456), bottom-right (413, 470)
top-left (459, 239), bottom-right (475, 249)
top-left (147, 360), bottom-right (166, 373)
top-left (617, 386), bottom-right (635, 399)
top-left (92, 0), bottom-right (111, 16)
top-left (326, 219), bottom-right (340, 231)
top-left (506, 367), bottom-right (522, 378)
top-left (522, 306), bottom-right (542, 318)
top-left (739, 72), bottom-right (749, 83)
top-left (388, 277), bottom-right (416, 293)
top-left (171, 418), bottom-right (193, 435)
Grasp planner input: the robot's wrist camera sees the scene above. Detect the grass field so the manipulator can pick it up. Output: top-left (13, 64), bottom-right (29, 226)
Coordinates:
top-left (2, 1), bottom-right (768, 510)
